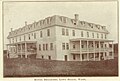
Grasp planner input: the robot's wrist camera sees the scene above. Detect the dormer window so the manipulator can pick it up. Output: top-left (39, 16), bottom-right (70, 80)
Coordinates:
top-left (40, 21), bottom-right (42, 25)
top-left (28, 26), bottom-right (30, 30)
top-left (33, 23), bottom-right (36, 28)
top-left (101, 26), bottom-right (103, 29)
top-left (74, 23), bottom-right (76, 25)
top-left (71, 19), bottom-right (74, 23)
top-left (43, 20), bottom-right (45, 24)
top-left (50, 17), bottom-right (52, 22)
top-left (91, 25), bottom-right (93, 28)
top-left (47, 18), bottom-right (49, 24)
top-left (63, 17), bottom-right (66, 23)
top-left (81, 22), bottom-right (83, 25)
top-left (36, 22), bottom-right (39, 26)
top-left (88, 23), bottom-right (91, 27)
top-left (81, 21), bottom-right (85, 25)
top-left (60, 17), bottom-right (62, 21)
top-left (96, 25), bottom-right (100, 29)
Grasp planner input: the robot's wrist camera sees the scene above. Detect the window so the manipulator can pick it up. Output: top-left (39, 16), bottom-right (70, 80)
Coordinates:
top-left (24, 35), bottom-right (25, 41)
top-left (66, 29), bottom-right (69, 36)
top-left (34, 33), bottom-right (36, 39)
top-left (73, 55), bottom-right (76, 60)
top-left (105, 52), bottom-right (107, 56)
top-left (87, 32), bottom-right (89, 37)
top-left (101, 44), bottom-right (103, 48)
top-left (50, 43), bottom-right (53, 50)
top-left (19, 36), bottom-right (21, 41)
top-left (109, 52), bottom-right (112, 56)
top-left (47, 29), bottom-right (50, 36)
top-left (40, 31), bottom-right (42, 37)
top-left (105, 34), bottom-right (107, 39)
top-left (9, 39), bottom-right (11, 44)
top-left (16, 38), bottom-right (17, 42)
top-left (39, 44), bottom-right (41, 51)
top-left (81, 31), bottom-right (83, 37)
top-left (48, 56), bottom-right (51, 60)
top-left (101, 34), bottom-right (103, 39)
top-left (82, 44), bottom-right (84, 48)
top-left (31, 33), bottom-right (33, 36)
top-left (92, 33), bottom-right (94, 38)
top-left (91, 43), bottom-right (93, 47)
top-left (28, 34), bottom-right (30, 40)
top-left (109, 44), bottom-right (112, 48)
top-left (42, 55), bottom-right (44, 59)
top-left (72, 30), bottom-right (75, 36)
top-left (62, 28), bottom-right (65, 35)
top-left (43, 44), bottom-right (45, 51)
top-left (12, 38), bottom-right (14, 43)
top-left (62, 43), bottom-right (65, 50)
top-left (97, 33), bottom-right (99, 38)
top-left (73, 44), bottom-right (76, 49)
top-left (97, 44), bottom-right (99, 48)
top-left (64, 55), bottom-right (67, 61)
top-left (105, 44), bottom-right (106, 48)
top-left (66, 43), bottom-right (69, 50)
top-left (46, 44), bottom-right (48, 50)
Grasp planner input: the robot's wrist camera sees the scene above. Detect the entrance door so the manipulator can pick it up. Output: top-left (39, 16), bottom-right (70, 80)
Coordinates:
top-left (64, 55), bottom-right (67, 61)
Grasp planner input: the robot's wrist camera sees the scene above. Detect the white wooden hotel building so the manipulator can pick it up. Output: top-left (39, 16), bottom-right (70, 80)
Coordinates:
top-left (7, 14), bottom-right (114, 61)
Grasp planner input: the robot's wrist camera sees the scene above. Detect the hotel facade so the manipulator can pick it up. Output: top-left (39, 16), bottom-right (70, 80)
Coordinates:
top-left (7, 14), bottom-right (114, 61)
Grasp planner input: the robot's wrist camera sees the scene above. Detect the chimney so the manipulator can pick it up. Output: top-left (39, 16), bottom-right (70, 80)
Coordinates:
top-left (11, 28), bottom-right (13, 32)
top-left (25, 21), bottom-right (27, 26)
top-left (75, 14), bottom-right (79, 21)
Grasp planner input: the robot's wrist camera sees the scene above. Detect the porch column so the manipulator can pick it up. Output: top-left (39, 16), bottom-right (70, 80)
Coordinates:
top-left (16, 44), bottom-right (18, 56)
top-left (103, 42), bottom-right (106, 60)
top-left (98, 41), bottom-right (100, 61)
top-left (80, 40), bottom-right (82, 61)
top-left (21, 44), bottom-right (22, 58)
top-left (93, 41), bottom-right (95, 61)
top-left (87, 40), bottom-right (89, 61)
top-left (108, 42), bottom-right (110, 59)
top-left (25, 42), bottom-right (27, 58)
top-left (112, 41), bottom-right (114, 59)
top-left (7, 45), bottom-right (9, 58)
top-left (10, 45), bottom-right (12, 58)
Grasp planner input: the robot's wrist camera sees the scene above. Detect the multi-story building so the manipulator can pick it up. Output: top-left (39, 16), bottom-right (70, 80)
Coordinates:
top-left (7, 14), bottom-right (114, 61)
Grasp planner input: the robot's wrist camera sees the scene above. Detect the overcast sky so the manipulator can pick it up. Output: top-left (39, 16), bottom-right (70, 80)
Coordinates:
top-left (3, 1), bottom-right (118, 49)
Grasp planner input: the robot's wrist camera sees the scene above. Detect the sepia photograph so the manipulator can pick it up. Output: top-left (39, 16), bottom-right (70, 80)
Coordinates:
top-left (2, 0), bottom-right (118, 78)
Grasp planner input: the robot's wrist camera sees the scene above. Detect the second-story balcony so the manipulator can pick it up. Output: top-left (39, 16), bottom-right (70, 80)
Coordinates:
top-left (70, 48), bottom-right (113, 54)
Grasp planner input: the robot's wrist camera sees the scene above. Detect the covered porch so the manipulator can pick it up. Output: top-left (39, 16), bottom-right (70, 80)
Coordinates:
top-left (69, 38), bottom-right (114, 61)
top-left (6, 41), bottom-right (37, 58)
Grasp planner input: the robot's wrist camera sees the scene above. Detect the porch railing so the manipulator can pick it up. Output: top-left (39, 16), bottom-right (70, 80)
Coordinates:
top-left (70, 48), bottom-right (113, 53)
